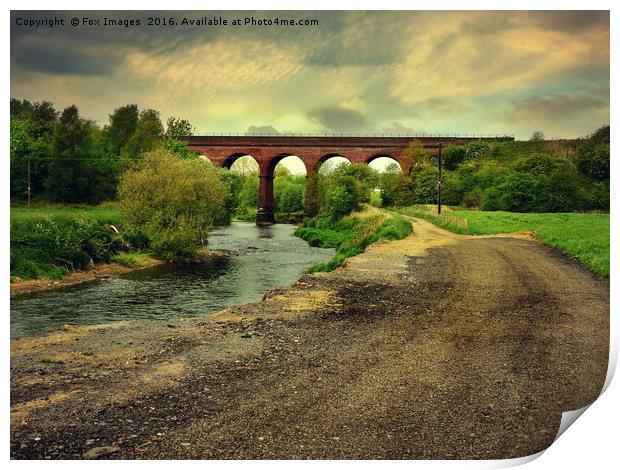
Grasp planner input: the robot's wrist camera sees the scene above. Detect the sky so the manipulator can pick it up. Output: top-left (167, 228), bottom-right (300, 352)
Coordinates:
top-left (11, 10), bottom-right (610, 143)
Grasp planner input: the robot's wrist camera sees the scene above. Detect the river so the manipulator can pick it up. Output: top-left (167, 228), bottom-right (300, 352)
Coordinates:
top-left (10, 222), bottom-right (334, 338)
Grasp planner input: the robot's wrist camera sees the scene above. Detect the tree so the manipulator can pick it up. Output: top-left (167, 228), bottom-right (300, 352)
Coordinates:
top-left (577, 142), bottom-right (609, 181)
top-left (118, 148), bottom-right (228, 261)
top-left (238, 176), bottom-right (259, 210)
top-left (105, 104), bottom-right (138, 154)
top-left (165, 116), bottom-right (194, 137)
top-left (442, 145), bottom-right (467, 170)
top-left (231, 156), bottom-right (259, 176)
top-left (324, 176), bottom-right (360, 218)
top-left (215, 169), bottom-right (244, 224)
top-left (530, 130), bottom-right (545, 142)
top-left (275, 175), bottom-right (305, 213)
top-left (403, 140), bottom-right (432, 174)
top-left (413, 167), bottom-right (438, 204)
top-left (45, 106), bottom-right (93, 202)
top-left (124, 109), bottom-right (164, 158)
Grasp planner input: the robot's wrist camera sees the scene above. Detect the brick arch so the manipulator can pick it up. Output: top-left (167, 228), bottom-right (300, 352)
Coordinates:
top-left (267, 153), bottom-right (309, 176)
top-left (179, 135), bottom-right (510, 223)
top-left (366, 154), bottom-right (403, 173)
top-left (222, 152), bottom-right (255, 170)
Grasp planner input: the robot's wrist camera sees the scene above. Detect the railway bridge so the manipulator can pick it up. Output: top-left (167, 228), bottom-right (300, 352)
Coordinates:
top-left (178, 135), bottom-right (511, 224)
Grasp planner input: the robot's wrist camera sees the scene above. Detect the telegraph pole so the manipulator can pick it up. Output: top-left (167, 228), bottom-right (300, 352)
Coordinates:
top-left (27, 158), bottom-right (31, 208)
top-left (437, 143), bottom-right (443, 215)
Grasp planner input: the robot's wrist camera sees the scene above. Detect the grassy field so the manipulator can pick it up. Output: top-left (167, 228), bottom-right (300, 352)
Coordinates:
top-left (395, 206), bottom-right (609, 278)
top-left (10, 204), bottom-right (124, 225)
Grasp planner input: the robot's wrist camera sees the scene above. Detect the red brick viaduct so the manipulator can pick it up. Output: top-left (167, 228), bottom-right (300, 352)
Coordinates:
top-left (178, 135), bottom-right (511, 224)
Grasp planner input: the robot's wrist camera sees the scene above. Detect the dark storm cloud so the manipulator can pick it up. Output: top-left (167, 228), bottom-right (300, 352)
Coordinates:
top-left (12, 37), bottom-right (124, 75)
top-left (9, 10), bottom-right (610, 139)
top-left (10, 10), bottom-right (337, 76)
top-left (533, 11), bottom-right (609, 32)
top-left (506, 91), bottom-right (608, 123)
top-left (308, 106), bottom-right (372, 133)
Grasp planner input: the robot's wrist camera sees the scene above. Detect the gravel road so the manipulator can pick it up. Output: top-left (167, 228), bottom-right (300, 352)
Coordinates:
top-left (10, 217), bottom-right (609, 459)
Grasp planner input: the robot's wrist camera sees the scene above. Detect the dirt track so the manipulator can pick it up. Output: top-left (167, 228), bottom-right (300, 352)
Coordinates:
top-left (10, 217), bottom-right (609, 459)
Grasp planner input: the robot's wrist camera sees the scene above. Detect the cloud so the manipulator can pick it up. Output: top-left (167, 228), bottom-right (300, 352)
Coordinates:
top-left (506, 92), bottom-right (608, 123)
top-left (247, 125), bottom-right (279, 135)
top-left (11, 36), bottom-right (124, 76)
top-left (9, 10), bottom-right (610, 140)
top-left (533, 11), bottom-right (608, 33)
top-left (308, 106), bottom-right (372, 133)
top-left (380, 122), bottom-right (424, 135)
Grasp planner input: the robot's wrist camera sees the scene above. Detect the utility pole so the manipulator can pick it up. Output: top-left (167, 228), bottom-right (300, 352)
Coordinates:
top-left (437, 143), bottom-right (443, 215)
top-left (27, 158), bottom-right (31, 208)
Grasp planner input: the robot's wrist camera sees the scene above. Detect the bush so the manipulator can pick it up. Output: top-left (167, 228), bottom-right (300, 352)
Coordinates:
top-left (413, 167), bottom-right (438, 204)
top-left (324, 178), bottom-right (360, 218)
top-left (10, 216), bottom-right (123, 279)
top-left (275, 176), bottom-right (305, 213)
top-left (118, 148), bottom-right (227, 261)
top-left (577, 143), bottom-right (610, 181)
top-left (150, 232), bottom-right (198, 262)
top-left (443, 145), bottom-right (467, 170)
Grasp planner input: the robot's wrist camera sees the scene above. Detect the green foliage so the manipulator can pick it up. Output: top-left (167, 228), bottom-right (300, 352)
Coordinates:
top-left (165, 116), bottom-right (194, 137)
top-left (319, 163), bottom-right (377, 218)
top-left (577, 142), bottom-right (609, 181)
top-left (123, 109), bottom-right (164, 158)
top-left (110, 253), bottom-right (142, 268)
top-left (296, 210), bottom-right (412, 273)
top-left (414, 167), bottom-right (438, 204)
top-left (275, 175), bottom-right (305, 214)
top-left (10, 215), bottom-right (124, 279)
top-left (325, 177), bottom-right (361, 218)
top-left (45, 106), bottom-right (94, 202)
top-left (118, 148), bottom-right (228, 261)
top-left (163, 138), bottom-right (198, 159)
top-left (238, 177), bottom-right (259, 210)
top-left (104, 104), bottom-right (138, 155)
top-left (442, 145), bottom-right (467, 170)
top-left (216, 169), bottom-right (244, 224)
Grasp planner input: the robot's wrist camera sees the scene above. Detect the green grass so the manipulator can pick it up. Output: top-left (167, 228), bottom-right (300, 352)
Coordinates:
top-left (395, 207), bottom-right (609, 278)
top-left (10, 204), bottom-right (127, 280)
top-left (40, 357), bottom-right (60, 364)
top-left (296, 208), bottom-right (413, 273)
top-left (110, 252), bottom-right (151, 268)
top-left (11, 203), bottom-right (123, 225)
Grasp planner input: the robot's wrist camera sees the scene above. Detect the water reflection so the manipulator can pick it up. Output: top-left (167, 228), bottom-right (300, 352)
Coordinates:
top-left (10, 222), bottom-right (334, 338)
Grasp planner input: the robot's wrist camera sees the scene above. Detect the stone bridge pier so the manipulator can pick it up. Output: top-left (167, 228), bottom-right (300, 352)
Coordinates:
top-left (178, 135), bottom-right (510, 224)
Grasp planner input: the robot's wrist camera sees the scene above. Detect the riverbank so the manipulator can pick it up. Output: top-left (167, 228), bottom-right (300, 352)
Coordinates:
top-left (10, 216), bottom-right (609, 459)
top-left (10, 249), bottom-right (233, 297)
top-left (10, 255), bottom-right (164, 297)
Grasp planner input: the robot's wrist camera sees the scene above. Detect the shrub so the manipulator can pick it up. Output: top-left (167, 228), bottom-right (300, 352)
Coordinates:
top-left (443, 145), bottom-right (467, 170)
top-left (10, 216), bottom-right (122, 279)
top-left (118, 148), bottom-right (227, 261)
top-left (413, 167), bottom-right (438, 204)
top-left (324, 176), bottom-right (361, 218)
top-left (150, 232), bottom-right (198, 262)
top-left (577, 143), bottom-right (610, 181)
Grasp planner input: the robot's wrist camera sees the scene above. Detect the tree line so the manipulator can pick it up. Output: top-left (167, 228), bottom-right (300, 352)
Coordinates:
top-left (10, 99), bottom-right (193, 204)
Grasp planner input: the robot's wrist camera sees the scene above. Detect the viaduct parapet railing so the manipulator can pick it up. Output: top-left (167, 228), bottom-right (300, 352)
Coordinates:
top-left (176, 135), bottom-right (512, 224)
